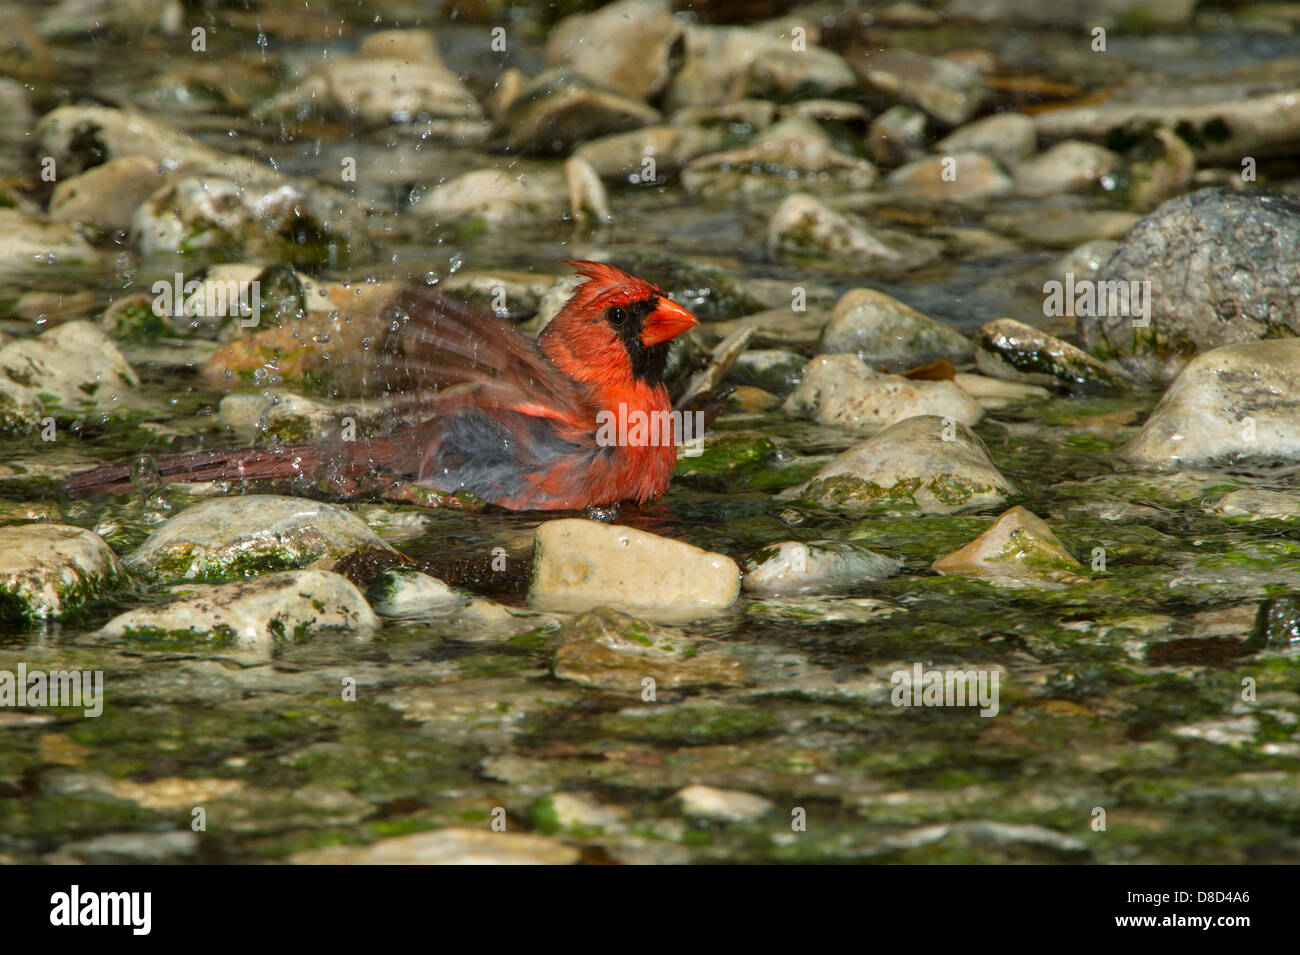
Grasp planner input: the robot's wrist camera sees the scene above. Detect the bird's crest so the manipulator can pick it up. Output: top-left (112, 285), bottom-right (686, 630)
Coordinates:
top-left (560, 259), bottom-right (662, 309)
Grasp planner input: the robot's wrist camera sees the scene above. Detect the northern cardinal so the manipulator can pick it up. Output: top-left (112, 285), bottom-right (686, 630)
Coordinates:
top-left (63, 261), bottom-right (700, 511)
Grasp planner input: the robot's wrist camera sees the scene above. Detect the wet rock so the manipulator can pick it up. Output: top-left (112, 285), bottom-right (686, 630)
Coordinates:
top-left (1013, 140), bottom-right (1119, 197)
top-left (131, 176), bottom-right (362, 262)
top-left (742, 540), bottom-right (901, 595)
top-left (935, 112), bottom-right (1037, 166)
top-left (290, 828), bottom-right (579, 865)
top-left (952, 372), bottom-right (1049, 409)
top-left (0, 377), bottom-right (43, 435)
top-left (0, 524), bottom-right (126, 621)
top-left (411, 167), bottom-right (562, 225)
top-left (768, 194), bottom-right (942, 273)
top-left (0, 78), bottom-right (33, 166)
top-left (867, 105), bottom-right (929, 167)
top-left (1114, 128), bottom-right (1196, 209)
top-left (932, 505), bottom-right (1087, 587)
top-left (59, 831), bottom-right (197, 865)
top-left (797, 414), bottom-right (1016, 514)
top-left (495, 70), bottom-right (661, 155)
top-left (99, 569), bottom-right (379, 646)
top-left (782, 354), bottom-right (982, 434)
top-left (1210, 489), bottom-right (1300, 523)
top-left (217, 391), bottom-right (381, 444)
top-left (1079, 189), bottom-right (1300, 385)
top-left (820, 289), bottom-right (971, 375)
top-left (0, 321), bottom-right (138, 415)
top-left (573, 124), bottom-right (722, 184)
top-left (988, 207), bottom-right (1139, 248)
top-left (126, 495), bottom-right (394, 582)
top-left (0, 209), bottom-right (105, 272)
top-left (564, 156), bottom-right (613, 223)
top-left (727, 349), bottom-right (806, 396)
top-left (974, 318), bottom-right (1125, 393)
top-left (885, 151), bottom-right (1013, 201)
top-left (551, 607), bottom-right (747, 690)
top-left (1032, 76), bottom-right (1300, 165)
top-left (853, 49), bottom-right (989, 126)
top-left (681, 117), bottom-right (878, 199)
top-left (1248, 593), bottom-right (1300, 650)
top-left (546, 0), bottom-right (683, 102)
top-left (48, 155), bottom-right (168, 231)
top-left (665, 24), bottom-right (856, 112)
top-left (671, 99), bottom-right (777, 132)
top-left (365, 568), bottom-right (468, 618)
top-left (36, 0), bottom-right (183, 39)
top-left (1045, 239), bottom-right (1118, 284)
top-left (676, 784), bottom-right (773, 822)
top-left (528, 519), bottom-right (741, 623)
top-left (532, 791), bottom-right (628, 835)
top-left (1122, 339), bottom-right (1300, 468)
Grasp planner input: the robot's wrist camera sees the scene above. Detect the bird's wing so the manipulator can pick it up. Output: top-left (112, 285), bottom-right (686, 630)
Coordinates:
top-left (378, 283), bottom-right (594, 438)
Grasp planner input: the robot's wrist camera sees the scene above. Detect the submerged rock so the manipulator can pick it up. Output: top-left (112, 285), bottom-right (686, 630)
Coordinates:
top-left (1079, 189), bottom-right (1300, 386)
top-left (742, 540), bottom-right (901, 596)
top-left (1122, 339), bottom-right (1300, 468)
top-left (528, 519), bottom-right (740, 623)
top-left (932, 505), bottom-right (1087, 587)
top-left (768, 194), bottom-right (942, 273)
top-left (98, 569), bottom-right (379, 646)
top-left (974, 318), bottom-right (1125, 393)
top-left (1210, 489), bottom-right (1300, 523)
top-left (126, 495), bottom-right (394, 581)
top-left (819, 288), bottom-right (972, 371)
top-left (0, 524), bottom-right (126, 621)
top-left (797, 415), bottom-right (1016, 514)
top-left (782, 354), bottom-right (981, 434)
top-left (0, 321), bottom-right (138, 415)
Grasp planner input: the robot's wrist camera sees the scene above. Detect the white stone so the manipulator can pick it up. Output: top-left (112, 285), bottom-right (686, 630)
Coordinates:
top-left (743, 540), bottom-right (901, 596)
top-left (0, 321), bottom-right (138, 413)
top-left (676, 784), bottom-right (773, 822)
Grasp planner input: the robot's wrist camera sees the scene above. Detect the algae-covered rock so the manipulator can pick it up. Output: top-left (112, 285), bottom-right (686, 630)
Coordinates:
top-left (0, 321), bottom-right (139, 416)
top-left (797, 415), bottom-right (1016, 514)
top-left (0, 524), bottom-right (127, 621)
top-left (974, 318), bottom-right (1125, 393)
top-left (931, 505), bottom-right (1087, 587)
top-left (365, 568), bottom-right (468, 619)
top-left (726, 349), bottom-right (806, 396)
top-left (98, 569), bottom-right (380, 647)
top-left (1122, 339), bottom-right (1300, 468)
top-left (1210, 489), bottom-right (1300, 523)
top-left (819, 288), bottom-right (972, 371)
top-left (126, 495), bottom-right (394, 581)
top-left (528, 519), bottom-right (740, 623)
top-left (783, 354), bottom-right (981, 434)
top-left (742, 540), bottom-right (901, 596)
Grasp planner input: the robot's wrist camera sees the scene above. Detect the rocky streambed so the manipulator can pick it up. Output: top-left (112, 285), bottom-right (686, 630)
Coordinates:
top-left (2, 0), bottom-right (1300, 864)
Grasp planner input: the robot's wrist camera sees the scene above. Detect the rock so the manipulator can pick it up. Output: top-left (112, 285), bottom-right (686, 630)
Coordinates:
top-left (1032, 76), bottom-right (1300, 165)
top-left (528, 519), bottom-right (740, 623)
top-left (727, 349), bottom-right (806, 396)
top-left (885, 151), bottom-right (1013, 201)
top-left (131, 176), bottom-right (362, 261)
top-left (532, 791), bottom-right (627, 835)
top-left (676, 784), bottom-right (773, 822)
top-left (768, 194), bottom-right (942, 273)
top-left (411, 167), bottom-right (561, 225)
top-left (1121, 339), bottom-right (1300, 468)
top-left (665, 24), bottom-right (856, 112)
top-left (852, 49), bottom-right (989, 125)
top-left (292, 828), bottom-right (579, 865)
top-left (935, 113), bottom-right (1037, 166)
top-left (0, 377), bottom-right (44, 435)
top-left (932, 505), bottom-right (1087, 586)
top-left (126, 495), bottom-right (394, 581)
top-left (0, 524), bottom-right (126, 621)
top-left (974, 318), bottom-right (1125, 393)
top-left (217, 391), bottom-right (379, 444)
top-left (867, 105), bottom-right (929, 167)
top-left (1210, 489), bottom-right (1300, 522)
top-left (0, 209), bottom-right (105, 273)
top-left (494, 70), bottom-right (661, 155)
top-left (564, 156), bottom-right (612, 223)
top-left (782, 354), bottom-right (982, 434)
top-left (952, 372), bottom-right (1050, 409)
top-left (574, 124), bottom-right (722, 184)
top-left (988, 207), bottom-right (1140, 248)
top-left (742, 540), bottom-right (901, 596)
top-left (48, 156), bottom-right (168, 231)
top-left (545, 0), bottom-right (683, 102)
top-left (60, 831), bottom-right (197, 865)
top-left (0, 321), bottom-right (139, 415)
top-left (671, 99), bottom-right (776, 132)
top-left (1045, 239), bottom-right (1118, 284)
top-left (819, 288), bottom-right (973, 371)
top-left (365, 568), bottom-right (468, 618)
top-left (1079, 189), bottom-right (1300, 385)
top-left (551, 607), bottom-right (747, 690)
top-left (797, 414), bottom-right (1016, 514)
top-left (98, 569), bottom-right (379, 646)
top-left (1012, 140), bottom-right (1119, 197)
top-left (681, 117), bottom-right (878, 199)
top-left (357, 29), bottom-right (443, 63)
top-left (1115, 128), bottom-right (1196, 209)
top-left (1248, 593), bottom-right (1300, 650)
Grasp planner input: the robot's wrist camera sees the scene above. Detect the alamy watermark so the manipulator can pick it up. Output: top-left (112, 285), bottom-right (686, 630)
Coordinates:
top-left (595, 403), bottom-right (706, 457)
top-left (1043, 272), bottom-right (1151, 327)
top-left (152, 272), bottom-right (262, 327)
top-left (891, 663), bottom-right (1000, 717)
top-left (0, 663), bottom-right (103, 717)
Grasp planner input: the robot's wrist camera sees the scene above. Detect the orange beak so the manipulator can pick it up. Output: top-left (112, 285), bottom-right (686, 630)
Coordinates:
top-left (641, 298), bottom-right (698, 347)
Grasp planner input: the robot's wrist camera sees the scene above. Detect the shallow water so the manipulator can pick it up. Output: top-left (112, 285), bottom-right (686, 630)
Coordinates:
top-left (2, 4), bottom-right (1300, 864)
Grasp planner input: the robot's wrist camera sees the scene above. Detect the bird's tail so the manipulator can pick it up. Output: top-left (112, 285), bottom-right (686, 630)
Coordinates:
top-left (62, 444), bottom-right (327, 499)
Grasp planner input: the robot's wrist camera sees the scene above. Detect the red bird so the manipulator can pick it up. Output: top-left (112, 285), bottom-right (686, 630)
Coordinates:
top-left (63, 261), bottom-right (700, 511)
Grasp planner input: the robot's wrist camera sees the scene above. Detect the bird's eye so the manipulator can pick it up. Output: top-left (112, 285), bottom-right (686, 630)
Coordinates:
top-left (607, 306), bottom-right (626, 327)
